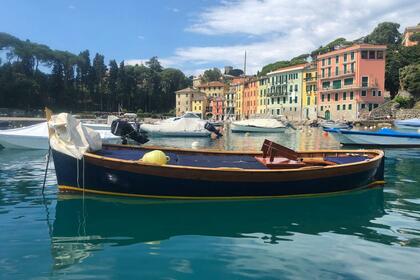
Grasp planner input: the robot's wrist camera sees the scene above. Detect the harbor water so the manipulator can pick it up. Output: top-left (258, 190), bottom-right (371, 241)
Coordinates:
top-left (1, 128), bottom-right (420, 279)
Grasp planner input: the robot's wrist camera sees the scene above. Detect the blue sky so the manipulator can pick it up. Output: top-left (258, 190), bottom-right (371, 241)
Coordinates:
top-left (1, 0), bottom-right (419, 75)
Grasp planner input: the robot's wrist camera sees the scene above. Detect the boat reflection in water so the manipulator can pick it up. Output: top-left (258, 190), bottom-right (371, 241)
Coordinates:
top-left (51, 188), bottom-right (388, 269)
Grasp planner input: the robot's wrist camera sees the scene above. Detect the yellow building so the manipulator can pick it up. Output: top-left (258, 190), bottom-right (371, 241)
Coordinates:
top-left (197, 81), bottom-right (227, 98)
top-left (302, 63), bottom-right (318, 120)
top-left (234, 81), bottom-right (245, 119)
top-left (175, 87), bottom-right (206, 117)
top-left (191, 92), bottom-right (207, 118)
top-left (257, 76), bottom-right (269, 115)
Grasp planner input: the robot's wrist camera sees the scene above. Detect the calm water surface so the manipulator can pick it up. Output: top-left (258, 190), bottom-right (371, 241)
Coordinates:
top-left (1, 128), bottom-right (420, 279)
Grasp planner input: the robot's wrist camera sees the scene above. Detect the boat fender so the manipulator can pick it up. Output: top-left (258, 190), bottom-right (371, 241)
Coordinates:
top-left (141, 150), bottom-right (170, 165)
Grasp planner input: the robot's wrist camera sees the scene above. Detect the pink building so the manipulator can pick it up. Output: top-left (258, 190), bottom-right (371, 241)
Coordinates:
top-left (210, 97), bottom-right (225, 120)
top-left (317, 44), bottom-right (386, 121)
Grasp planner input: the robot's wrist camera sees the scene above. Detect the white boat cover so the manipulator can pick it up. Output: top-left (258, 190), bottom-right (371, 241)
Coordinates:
top-left (232, 119), bottom-right (286, 128)
top-left (141, 117), bottom-right (210, 136)
top-left (48, 113), bottom-right (102, 159)
top-left (0, 121), bottom-right (48, 136)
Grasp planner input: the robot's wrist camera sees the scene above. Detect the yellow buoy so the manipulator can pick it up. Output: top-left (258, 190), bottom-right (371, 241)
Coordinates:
top-left (141, 150), bottom-right (170, 165)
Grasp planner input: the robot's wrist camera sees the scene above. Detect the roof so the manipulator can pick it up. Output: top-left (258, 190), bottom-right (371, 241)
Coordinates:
top-left (404, 25), bottom-right (420, 33)
top-left (316, 44), bottom-right (387, 59)
top-left (176, 87), bottom-right (204, 94)
top-left (267, 63), bottom-right (308, 75)
top-left (197, 81), bottom-right (226, 88)
top-left (192, 93), bottom-right (207, 101)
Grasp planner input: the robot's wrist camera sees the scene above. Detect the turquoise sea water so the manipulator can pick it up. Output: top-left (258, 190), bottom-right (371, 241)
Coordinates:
top-left (1, 128), bottom-right (420, 279)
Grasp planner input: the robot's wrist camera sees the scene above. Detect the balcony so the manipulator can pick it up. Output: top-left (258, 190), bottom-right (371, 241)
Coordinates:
top-left (320, 69), bottom-right (355, 80)
top-left (304, 77), bottom-right (317, 82)
top-left (319, 82), bottom-right (379, 93)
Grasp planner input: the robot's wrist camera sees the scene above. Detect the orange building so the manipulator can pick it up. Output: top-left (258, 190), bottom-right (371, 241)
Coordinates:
top-left (402, 25), bottom-right (420, 47)
top-left (317, 44), bottom-right (386, 121)
top-left (242, 78), bottom-right (258, 118)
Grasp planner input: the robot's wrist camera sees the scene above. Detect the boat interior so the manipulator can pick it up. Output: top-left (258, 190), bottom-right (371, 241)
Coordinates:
top-left (91, 140), bottom-right (375, 170)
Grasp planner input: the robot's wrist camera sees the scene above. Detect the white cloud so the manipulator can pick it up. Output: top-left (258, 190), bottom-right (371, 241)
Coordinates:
top-left (68, 4), bottom-right (76, 9)
top-left (129, 0), bottom-right (420, 75)
top-left (137, 35), bottom-right (145, 40)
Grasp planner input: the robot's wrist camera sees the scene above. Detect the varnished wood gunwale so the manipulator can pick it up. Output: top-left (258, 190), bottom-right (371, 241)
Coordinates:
top-left (83, 146), bottom-right (384, 183)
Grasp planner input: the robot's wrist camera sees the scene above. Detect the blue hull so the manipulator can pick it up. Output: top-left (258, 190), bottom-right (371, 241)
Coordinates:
top-left (52, 148), bottom-right (384, 199)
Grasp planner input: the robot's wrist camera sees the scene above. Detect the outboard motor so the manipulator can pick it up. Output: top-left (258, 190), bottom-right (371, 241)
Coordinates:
top-left (111, 119), bottom-right (149, 145)
top-left (205, 122), bottom-right (223, 138)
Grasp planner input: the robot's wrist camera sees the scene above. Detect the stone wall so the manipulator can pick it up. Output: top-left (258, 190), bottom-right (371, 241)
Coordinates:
top-left (395, 109), bottom-right (420, 119)
top-left (368, 100), bottom-right (398, 120)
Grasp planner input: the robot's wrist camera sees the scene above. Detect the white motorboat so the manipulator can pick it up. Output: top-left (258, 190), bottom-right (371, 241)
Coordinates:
top-left (0, 122), bottom-right (119, 150)
top-left (326, 128), bottom-right (420, 147)
top-left (394, 118), bottom-right (420, 130)
top-left (321, 120), bottom-right (352, 130)
top-left (80, 115), bottom-right (119, 131)
top-left (230, 119), bottom-right (287, 133)
top-left (140, 112), bottom-right (212, 137)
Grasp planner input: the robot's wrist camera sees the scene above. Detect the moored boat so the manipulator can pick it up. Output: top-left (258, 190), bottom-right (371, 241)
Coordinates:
top-left (0, 121), bottom-right (119, 150)
top-left (48, 112), bottom-right (385, 199)
top-left (140, 112), bottom-right (216, 137)
top-left (394, 118), bottom-right (420, 130)
top-left (326, 128), bottom-right (420, 147)
top-left (321, 120), bottom-right (353, 130)
top-left (231, 118), bottom-right (287, 133)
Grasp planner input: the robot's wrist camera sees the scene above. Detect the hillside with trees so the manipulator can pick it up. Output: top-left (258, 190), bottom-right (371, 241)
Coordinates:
top-left (0, 32), bottom-right (190, 113)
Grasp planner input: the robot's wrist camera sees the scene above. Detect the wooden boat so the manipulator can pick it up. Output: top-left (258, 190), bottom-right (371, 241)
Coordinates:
top-left (326, 128), bottom-right (420, 147)
top-left (50, 140), bottom-right (385, 199)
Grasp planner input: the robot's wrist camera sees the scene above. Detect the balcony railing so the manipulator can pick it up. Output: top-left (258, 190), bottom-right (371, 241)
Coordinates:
top-left (304, 77), bottom-right (317, 82)
top-left (320, 69), bottom-right (355, 80)
top-left (320, 82), bottom-right (379, 92)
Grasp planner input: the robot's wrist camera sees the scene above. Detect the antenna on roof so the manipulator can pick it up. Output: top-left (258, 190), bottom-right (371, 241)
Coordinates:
top-left (243, 50), bottom-right (247, 76)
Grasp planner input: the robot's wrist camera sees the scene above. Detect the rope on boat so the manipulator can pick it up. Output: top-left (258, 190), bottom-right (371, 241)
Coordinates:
top-left (41, 146), bottom-right (51, 194)
top-left (76, 156), bottom-right (86, 197)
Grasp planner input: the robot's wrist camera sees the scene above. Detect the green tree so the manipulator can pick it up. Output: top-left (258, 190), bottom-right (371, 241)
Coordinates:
top-left (202, 67), bottom-right (222, 82)
top-left (400, 64), bottom-right (420, 97)
top-left (409, 32), bottom-right (420, 44)
top-left (311, 38), bottom-right (352, 57)
top-left (107, 60), bottom-right (119, 111)
top-left (146, 56), bottom-right (163, 72)
top-left (364, 22), bottom-right (401, 45)
top-left (160, 68), bottom-right (188, 110)
top-left (92, 53), bottom-right (107, 110)
top-left (227, 69), bottom-right (244, 76)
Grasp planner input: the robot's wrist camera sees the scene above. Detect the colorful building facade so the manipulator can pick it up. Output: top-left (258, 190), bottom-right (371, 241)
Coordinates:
top-left (191, 92), bottom-right (207, 118)
top-left (197, 81), bottom-right (226, 98)
top-left (225, 78), bottom-right (246, 119)
top-left (234, 81), bottom-right (245, 120)
top-left (266, 64), bottom-right (306, 121)
top-left (242, 78), bottom-right (258, 118)
top-left (317, 44), bottom-right (386, 121)
top-left (302, 63), bottom-right (318, 120)
top-left (402, 25), bottom-right (420, 47)
top-left (257, 76), bottom-right (269, 115)
top-left (175, 87), bottom-right (204, 116)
